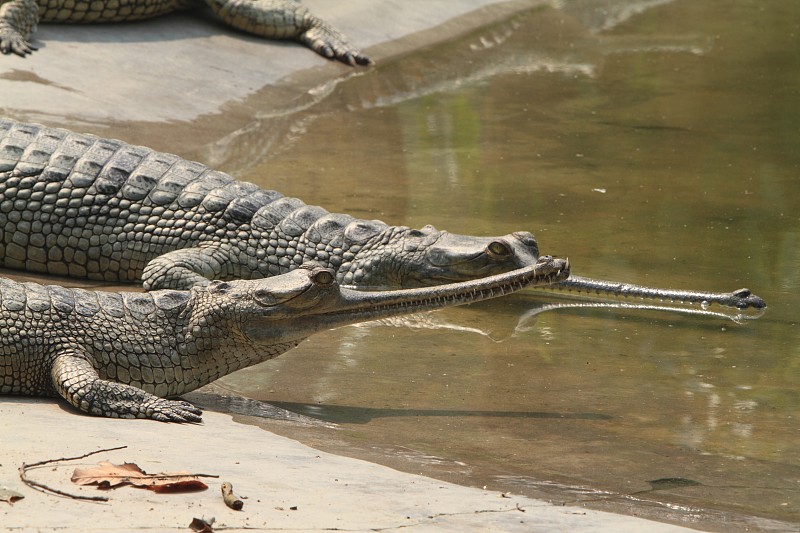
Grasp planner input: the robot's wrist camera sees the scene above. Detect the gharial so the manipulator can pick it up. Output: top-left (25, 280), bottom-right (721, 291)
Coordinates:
top-left (0, 118), bottom-right (766, 310)
top-left (0, 0), bottom-right (371, 65)
top-left (0, 258), bottom-right (569, 422)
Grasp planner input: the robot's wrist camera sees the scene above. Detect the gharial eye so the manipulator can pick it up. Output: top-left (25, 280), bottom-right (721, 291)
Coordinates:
top-left (312, 269), bottom-right (336, 287)
top-left (486, 240), bottom-right (512, 259)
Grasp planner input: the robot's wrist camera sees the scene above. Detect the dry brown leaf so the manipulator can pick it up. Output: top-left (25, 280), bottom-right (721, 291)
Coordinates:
top-left (0, 487), bottom-right (24, 505)
top-left (71, 461), bottom-right (208, 492)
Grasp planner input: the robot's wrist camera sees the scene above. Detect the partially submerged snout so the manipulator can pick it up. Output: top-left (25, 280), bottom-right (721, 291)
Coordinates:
top-left (551, 275), bottom-right (767, 310)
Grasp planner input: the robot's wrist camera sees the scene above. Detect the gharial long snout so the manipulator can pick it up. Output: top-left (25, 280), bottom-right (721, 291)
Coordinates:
top-left (241, 256), bottom-right (567, 345)
top-left (283, 255), bottom-right (569, 336)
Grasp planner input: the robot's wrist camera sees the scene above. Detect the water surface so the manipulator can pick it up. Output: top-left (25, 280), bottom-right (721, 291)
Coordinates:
top-left (207, 1), bottom-right (798, 530)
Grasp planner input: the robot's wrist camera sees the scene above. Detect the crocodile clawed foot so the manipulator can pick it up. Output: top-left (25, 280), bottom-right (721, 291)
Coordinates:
top-left (0, 28), bottom-right (37, 57)
top-left (148, 398), bottom-right (204, 423)
top-left (344, 50), bottom-right (373, 67)
top-left (335, 49), bottom-right (372, 67)
top-left (300, 25), bottom-right (373, 66)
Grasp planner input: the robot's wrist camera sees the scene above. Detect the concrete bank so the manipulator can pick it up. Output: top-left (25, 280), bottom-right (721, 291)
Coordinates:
top-left (0, 1), bottom-right (539, 123)
top-left (0, 399), bottom-right (698, 532)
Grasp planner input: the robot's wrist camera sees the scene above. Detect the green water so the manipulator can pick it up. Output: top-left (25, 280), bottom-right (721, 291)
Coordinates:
top-left (212, 1), bottom-right (799, 531)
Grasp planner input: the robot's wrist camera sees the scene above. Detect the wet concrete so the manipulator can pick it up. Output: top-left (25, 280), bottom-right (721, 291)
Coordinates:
top-left (1, 398), bottom-right (700, 532)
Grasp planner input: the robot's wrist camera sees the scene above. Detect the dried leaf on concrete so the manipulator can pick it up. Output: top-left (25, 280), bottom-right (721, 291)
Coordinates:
top-left (71, 461), bottom-right (212, 492)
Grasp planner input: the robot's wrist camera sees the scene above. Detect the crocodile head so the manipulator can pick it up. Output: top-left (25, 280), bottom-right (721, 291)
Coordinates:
top-left (228, 255), bottom-right (569, 347)
top-left (339, 226), bottom-right (541, 289)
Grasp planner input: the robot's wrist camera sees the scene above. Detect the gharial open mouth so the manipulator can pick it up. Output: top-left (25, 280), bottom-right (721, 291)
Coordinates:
top-left (246, 257), bottom-right (569, 344)
top-left (335, 256), bottom-right (570, 318)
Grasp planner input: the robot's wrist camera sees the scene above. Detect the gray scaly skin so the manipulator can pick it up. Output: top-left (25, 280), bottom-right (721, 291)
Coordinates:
top-left (0, 118), bottom-right (766, 310)
top-left (0, 0), bottom-right (371, 65)
top-left (0, 257), bottom-right (569, 421)
top-left (0, 118), bottom-right (542, 292)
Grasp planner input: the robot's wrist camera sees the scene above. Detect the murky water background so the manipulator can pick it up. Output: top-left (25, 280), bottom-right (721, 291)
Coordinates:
top-left (205, 1), bottom-right (798, 531)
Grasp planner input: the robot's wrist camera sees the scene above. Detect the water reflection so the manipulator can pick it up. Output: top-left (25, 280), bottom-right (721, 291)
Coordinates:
top-left (265, 401), bottom-right (613, 424)
top-left (207, 0), bottom-right (799, 529)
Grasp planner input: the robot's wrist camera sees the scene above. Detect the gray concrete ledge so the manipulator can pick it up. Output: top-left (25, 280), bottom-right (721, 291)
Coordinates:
top-left (0, 399), bottom-right (698, 532)
top-left (0, 0), bottom-right (539, 124)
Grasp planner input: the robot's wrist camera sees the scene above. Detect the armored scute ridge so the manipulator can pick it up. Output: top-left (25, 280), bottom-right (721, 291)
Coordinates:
top-left (0, 259), bottom-right (569, 421)
top-left (0, 118), bottom-right (542, 291)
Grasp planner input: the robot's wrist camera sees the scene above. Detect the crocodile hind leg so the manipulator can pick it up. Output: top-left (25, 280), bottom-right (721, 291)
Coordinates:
top-left (51, 352), bottom-right (203, 422)
top-left (203, 0), bottom-right (372, 65)
top-left (0, 0), bottom-right (38, 56)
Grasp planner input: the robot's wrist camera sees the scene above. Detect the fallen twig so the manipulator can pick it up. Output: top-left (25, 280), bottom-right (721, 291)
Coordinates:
top-left (18, 445), bottom-right (128, 502)
top-left (220, 482), bottom-right (243, 510)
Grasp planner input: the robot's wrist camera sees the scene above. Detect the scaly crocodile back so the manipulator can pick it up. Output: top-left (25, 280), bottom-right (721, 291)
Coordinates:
top-left (0, 274), bottom-right (293, 421)
top-left (0, 118), bottom-right (390, 285)
top-left (0, 276), bottom-right (191, 396)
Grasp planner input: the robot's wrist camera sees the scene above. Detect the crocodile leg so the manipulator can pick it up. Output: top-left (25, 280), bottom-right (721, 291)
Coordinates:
top-left (51, 352), bottom-right (203, 422)
top-left (203, 0), bottom-right (372, 65)
top-left (141, 246), bottom-right (229, 291)
top-left (297, 12), bottom-right (372, 66)
top-left (0, 0), bottom-right (38, 56)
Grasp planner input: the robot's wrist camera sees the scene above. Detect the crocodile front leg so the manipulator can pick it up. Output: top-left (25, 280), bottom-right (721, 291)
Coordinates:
top-left (0, 0), bottom-right (38, 56)
top-left (141, 245), bottom-right (234, 291)
top-left (51, 352), bottom-right (203, 422)
top-left (204, 0), bottom-right (372, 65)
